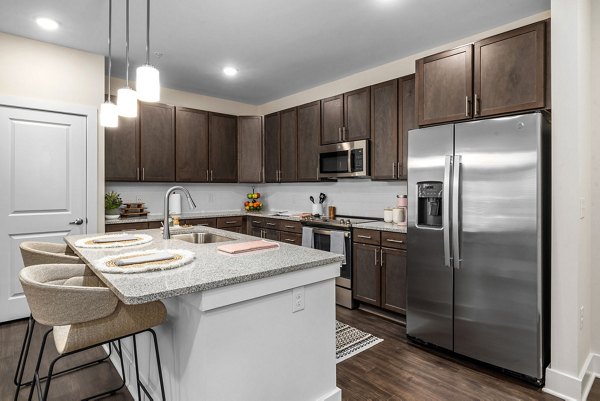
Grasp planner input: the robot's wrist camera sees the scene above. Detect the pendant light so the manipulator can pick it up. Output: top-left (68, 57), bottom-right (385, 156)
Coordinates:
top-left (117, 0), bottom-right (138, 117)
top-left (136, 0), bottom-right (160, 102)
top-left (100, 0), bottom-right (118, 128)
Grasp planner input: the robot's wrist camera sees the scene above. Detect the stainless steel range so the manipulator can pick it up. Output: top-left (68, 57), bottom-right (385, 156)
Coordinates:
top-left (301, 215), bottom-right (376, 309)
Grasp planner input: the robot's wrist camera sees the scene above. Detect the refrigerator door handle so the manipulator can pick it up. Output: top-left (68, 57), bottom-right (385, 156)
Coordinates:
top-left (452, 155), bottom-right (462, 269)
top-left (443, 155), bottom-right (453, 268)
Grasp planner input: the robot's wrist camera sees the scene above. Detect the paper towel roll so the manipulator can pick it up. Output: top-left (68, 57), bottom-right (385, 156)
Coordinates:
top-left (169, 193), bottom-right (182, 215)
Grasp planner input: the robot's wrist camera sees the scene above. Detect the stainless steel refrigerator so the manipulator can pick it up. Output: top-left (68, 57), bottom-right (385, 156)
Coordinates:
top-left (406, 112), bottom-right (550, 384)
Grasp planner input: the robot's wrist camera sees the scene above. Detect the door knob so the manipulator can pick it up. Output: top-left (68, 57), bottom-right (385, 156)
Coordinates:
top-left (69, 218), bottom-right (84, 225)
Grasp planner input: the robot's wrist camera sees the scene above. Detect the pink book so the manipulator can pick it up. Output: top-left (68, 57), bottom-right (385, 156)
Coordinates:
top-left (217, 240), bottom-right (280, 254)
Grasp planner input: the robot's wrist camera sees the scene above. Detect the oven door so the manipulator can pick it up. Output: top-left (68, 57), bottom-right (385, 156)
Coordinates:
top-left (312, 228), bottom-right (352, 288)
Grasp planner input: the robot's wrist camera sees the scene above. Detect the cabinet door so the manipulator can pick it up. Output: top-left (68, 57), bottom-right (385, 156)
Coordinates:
top-left (280, 232), bottom-right (302, 246)
top-left (474, 21), bottom-right (546, 117)
top-left (263, 228), bottom-right (280, 241)
top-left (381, 247), bottom-right (407, 314)
top-left (139, 102), bottom-right (175, 181)
top-left (370, 79), bottom-right (398, 180)
top-left (264, 113), bottom-right (280, 183)
top-left (209, 112), bottom-right (238, 183)
top-left (105, 222), bottom-right (149, 232)
top-left (105, 108), bottom-right (139, 181)
top-left (279, 107), bottom-right (297, 182)
top-left (352, 243), bottom-right (380, 306)
top-left (238, 116), bottom-right (263, 183)
top-left (321, 95), bottom-right (343, 145)
top-left (297, 101), bottom-right (320, 182)
top-left (183, 218), bottom-right (216, 228)
top-left (344, 87), bottom-right (370, 141)
top-left (175, 107), bottom-right (209, 182)
top-left (251, 228), bottom-right (264, 238)
top-left (399, 75), bottom-right (416, 179)
top-left (416, 44), bottom-right (473, 126)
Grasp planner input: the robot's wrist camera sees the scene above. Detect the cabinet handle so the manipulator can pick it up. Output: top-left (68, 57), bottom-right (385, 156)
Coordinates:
top-left (284, 225), bottom-right (296, 229)
top-left (262, 230), bottom-right (266, 238)
top-left (374, 249), bottom-right (378, 266)
top-left (380, 249), bottom-right (384, 267)
top-left (198, 223), bottom-right (209, 226)
top-left (358, 235), bottom-right (372, 239)
top-left (342, 127), bottom-right (347, 141)
top-left (474, 94), bottom-right (479, 116)
top-left (210, 170), bottom-right (213, 182)
top-left (465, 96), bottom-right (470, 117)
top-left (252, 220), bottom-right (262, 224)
top-left (137, 167), bottom-right (140, 181)
top-left (266, 222), bottom-right (277, 226)
top-left (392, 162), bottom-right (397, 179)
top-left (385, 238), bottom-right (404, 244)
top-left (225, 220), bottom-right (238, 224)
top-left (142, 167), bottom-right (145, 181)
top-left (398, 162), bottom-right (402, 179)
top-left (338, 127), bottom-right (342, 142)
top-left (284, 239), bottom-right (296, 243)
top-left (206, 170), bottom-right (209, 182)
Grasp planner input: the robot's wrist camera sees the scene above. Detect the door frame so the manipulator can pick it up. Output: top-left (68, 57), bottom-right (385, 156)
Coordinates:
top-left (0, 95), bottom-right (99, 234)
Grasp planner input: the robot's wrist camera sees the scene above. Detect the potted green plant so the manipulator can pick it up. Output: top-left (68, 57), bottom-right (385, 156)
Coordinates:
top-left (105, 191), bottom-right (122, 220)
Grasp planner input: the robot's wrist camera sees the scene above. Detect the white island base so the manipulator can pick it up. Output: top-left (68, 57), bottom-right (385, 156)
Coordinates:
top-left (107, 262), bottom-right (341, 401)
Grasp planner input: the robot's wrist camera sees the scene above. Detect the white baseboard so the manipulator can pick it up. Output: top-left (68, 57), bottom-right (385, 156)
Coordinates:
top-left (544, 353), bottom-right (600, 400)
top-left (317, 388), bottom-right (342, 401)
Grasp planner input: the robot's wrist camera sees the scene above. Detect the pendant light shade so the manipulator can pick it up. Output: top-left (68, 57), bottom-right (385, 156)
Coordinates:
top-left (136, 0), bottom-right (160, 102)
top-left (100, 0), bottom-right (119, 128)
top-left (100, 101), bottom-right (119, 127)
top-left (136, 64), bottom-right (160, 102)
top-left (117, 87), bottom-right (138, 118)
top-left (117, 0), bottom-right (138, 117)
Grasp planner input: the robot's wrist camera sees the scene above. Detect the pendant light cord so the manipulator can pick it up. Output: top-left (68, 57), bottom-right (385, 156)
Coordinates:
top-left (107, 0), bottom-right (112, 102)
top-left (146, 0), bottom-right (150, 65)
top-left (125, 0), bottom-right (130, 86)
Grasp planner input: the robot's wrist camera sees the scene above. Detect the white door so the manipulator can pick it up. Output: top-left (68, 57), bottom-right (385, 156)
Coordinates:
top-left (0, 105), bottom-right (88, 322)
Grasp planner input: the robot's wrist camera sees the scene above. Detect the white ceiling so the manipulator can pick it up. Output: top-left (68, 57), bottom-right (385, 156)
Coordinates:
top-left (0, 0), bottom-right (550, 105)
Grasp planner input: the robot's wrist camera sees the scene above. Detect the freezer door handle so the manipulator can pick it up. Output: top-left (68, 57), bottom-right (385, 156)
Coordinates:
top-left (443, 155), bottom-right (453, 268)
top-left (452, 155), bottom-right (462, 269)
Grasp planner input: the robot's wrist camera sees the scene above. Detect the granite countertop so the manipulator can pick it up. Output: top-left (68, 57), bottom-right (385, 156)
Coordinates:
top-left (105, 210), bottom-right (305, 225)
top-left (65, 227), bottom-right (343, 305)
top-left (355, 221), bottom-right (407, 233)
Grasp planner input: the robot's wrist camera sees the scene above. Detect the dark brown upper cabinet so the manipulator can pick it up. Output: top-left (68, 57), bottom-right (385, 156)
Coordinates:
top-left (279, 107), bottom-right (298, 182)
top-left (175, 107), bottom-right (209, 182)
top-left (139, 102), bottom-right (175, 182)
top-left (296, 100), bottom-right (321, 182)
top-left (416, 44), bottom-right (473, 126)
top-left (321, 88), bottom-right (370, 144)
top-left (105, 103), bottom-right (139, 181)
top-left (371, 79), bottom-right (399, 180)
top-left (371, 75), bottom-right (415, 181)
top-left (209, 112), bottom-right (237, 183)
top-left (264, 112), bottom-right (280, 183)
top-left (237, 116), bottom-right (263, 183)
top-left (474, 21), bottom-right (546, 117)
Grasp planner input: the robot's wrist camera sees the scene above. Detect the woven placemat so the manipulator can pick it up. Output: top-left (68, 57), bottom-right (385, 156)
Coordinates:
top-left (96, 249), bottom-right (195, 274)
top-left (75, 234), bottom-right (153, 248)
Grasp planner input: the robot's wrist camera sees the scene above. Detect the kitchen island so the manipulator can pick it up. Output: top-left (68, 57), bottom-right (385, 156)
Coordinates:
top-left (65, 227), bottom-right (343, 401)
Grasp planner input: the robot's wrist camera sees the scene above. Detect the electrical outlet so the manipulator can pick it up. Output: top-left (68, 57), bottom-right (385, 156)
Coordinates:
top-left (292, 286), bottom-right (305, 313)
top-left (208, 193), bottom-right (215, 203)
top-left (580, 305), bottom-right (584, 330)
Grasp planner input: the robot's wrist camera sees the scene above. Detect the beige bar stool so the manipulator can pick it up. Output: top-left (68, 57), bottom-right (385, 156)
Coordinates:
top-left (14, 242), bottom-right (86, 400)
top-left (19, 263), bottom-right (167, 401)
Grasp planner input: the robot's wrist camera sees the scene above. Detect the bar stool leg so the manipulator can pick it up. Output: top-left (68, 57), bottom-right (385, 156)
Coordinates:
top-left (27, 328), bottom-right (52, 401)
top-left (132, 334), bottom-right (143, 401)
top-left (149, 329), bottom-right (167, 401)
top-left (14, 315), bottom-right (35, 401)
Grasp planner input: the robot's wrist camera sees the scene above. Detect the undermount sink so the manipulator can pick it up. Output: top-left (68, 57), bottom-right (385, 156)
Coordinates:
top-left (172, 232), bottom-right (234, 244)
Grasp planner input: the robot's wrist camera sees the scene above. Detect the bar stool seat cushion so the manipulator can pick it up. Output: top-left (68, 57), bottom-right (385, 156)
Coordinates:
top-left (53, 301), bottom-right (166, 354)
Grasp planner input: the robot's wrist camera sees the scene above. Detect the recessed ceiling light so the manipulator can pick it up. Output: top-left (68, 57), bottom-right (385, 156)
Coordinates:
top-left (223, 66), bottom-right (238, 77)
top-left (36, 17), bottom-right (59, 30)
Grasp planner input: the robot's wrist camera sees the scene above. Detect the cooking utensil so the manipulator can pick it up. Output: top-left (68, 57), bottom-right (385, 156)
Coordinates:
top-left (309, 196), bottom-right (315, 204)
top-left (319, 193), bottom-right (326, 204)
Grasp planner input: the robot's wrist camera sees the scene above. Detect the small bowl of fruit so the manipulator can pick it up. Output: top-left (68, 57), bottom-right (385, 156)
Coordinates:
top-left (244, 187), bottom-right (263, 211)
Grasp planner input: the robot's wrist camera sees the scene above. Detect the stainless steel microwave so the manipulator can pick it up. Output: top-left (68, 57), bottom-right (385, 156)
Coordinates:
top-left (318, 140), bottom-right (369, 179)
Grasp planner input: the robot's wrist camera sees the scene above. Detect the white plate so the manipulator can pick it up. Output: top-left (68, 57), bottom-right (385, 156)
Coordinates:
top-left (105, 214), bottom-right (120, 220)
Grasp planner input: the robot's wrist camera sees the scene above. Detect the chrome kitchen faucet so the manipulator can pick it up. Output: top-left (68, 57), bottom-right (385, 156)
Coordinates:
top-left (163, 186), bottom-right (197, 239)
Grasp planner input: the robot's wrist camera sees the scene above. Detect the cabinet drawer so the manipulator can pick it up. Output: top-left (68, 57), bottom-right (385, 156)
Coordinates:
top-left (217, 216), bottom-right (243, 228)
top-left (381, 231), bottom-right (407, 250)
top-left (278, 220), bottom-right (302, 234)
top-left (185, 218), bottom-right (217, 228)
top-left (105, 222), bottom-right (148, 232)
top-left (249, 217), bottom-right (265, 228)
top-left (221, 226), bottom-right (242, 234)
top-left (280, 232), bottom-right (302, 246)
top-left (353, 228), bottom-right (381, 245)
top-left (263, 218), bottom-right (279, 229)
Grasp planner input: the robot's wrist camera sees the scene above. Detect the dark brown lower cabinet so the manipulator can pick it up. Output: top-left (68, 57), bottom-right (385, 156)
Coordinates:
top-left (279, 232), bottom-right (302, 246)
top-left (381, 247), bottom-right (407, 313)
top-left (353, 243), bottom-right (380, 306)
top-left (249, 217), bottom-right (301, 242)
top-left (183, 218), bottom-right (216, 228)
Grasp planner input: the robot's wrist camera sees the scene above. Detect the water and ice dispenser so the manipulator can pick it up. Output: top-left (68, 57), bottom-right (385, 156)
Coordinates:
top-left (417, 182), bottom-right (443, 227)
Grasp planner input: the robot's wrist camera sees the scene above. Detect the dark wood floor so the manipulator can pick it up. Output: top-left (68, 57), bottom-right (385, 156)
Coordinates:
top-left (589, 380), bottom-right (600, 401)
top-left (336, 306), bottom-right (559, 401)
top-left (0, 319), bottom-right (132, 401)
top-left (0, 310), bottom-right (578, 401)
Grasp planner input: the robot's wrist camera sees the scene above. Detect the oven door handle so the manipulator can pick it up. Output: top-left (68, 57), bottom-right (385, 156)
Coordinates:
top-left (311, 227), bottom-right (351, 238)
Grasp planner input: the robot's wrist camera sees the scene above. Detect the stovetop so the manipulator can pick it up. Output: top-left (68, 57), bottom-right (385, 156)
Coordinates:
top-left (300, 215), bottom-right (377, 230)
